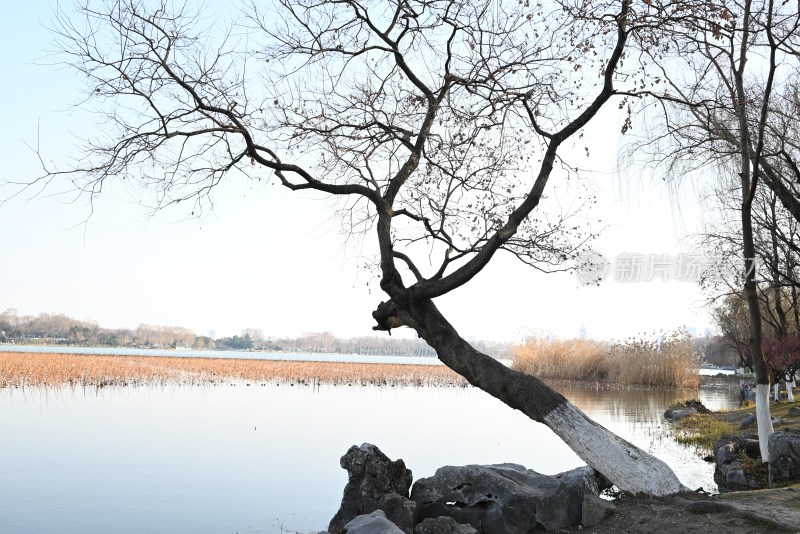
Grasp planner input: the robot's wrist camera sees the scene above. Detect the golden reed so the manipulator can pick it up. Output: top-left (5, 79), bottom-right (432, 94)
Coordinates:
top-left (0, 352), bottom-right (466, 388)
top-left (512, 329), bottom-right (700, 389)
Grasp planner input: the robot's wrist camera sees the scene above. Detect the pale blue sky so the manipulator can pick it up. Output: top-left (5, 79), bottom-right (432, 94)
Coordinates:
top-left (0, 2), bottom-right (714, 341)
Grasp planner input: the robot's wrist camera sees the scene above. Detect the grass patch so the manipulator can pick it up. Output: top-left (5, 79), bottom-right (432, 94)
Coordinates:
top-left (768, 402), bottom-right (800, 420)
top-left (674, 413), bottom-right (736, 452)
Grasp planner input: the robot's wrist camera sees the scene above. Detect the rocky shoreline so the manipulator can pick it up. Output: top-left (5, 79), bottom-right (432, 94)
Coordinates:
top-left (666, 399), bottom-right (800, 491)
top-left (319, 436), bottom-right (800, 533)
top-left (322, 443), bottom-right (616, 534)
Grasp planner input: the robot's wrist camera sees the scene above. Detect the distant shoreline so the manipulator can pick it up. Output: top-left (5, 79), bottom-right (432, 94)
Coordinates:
top-left (0, 342), bottom-right (438, 358)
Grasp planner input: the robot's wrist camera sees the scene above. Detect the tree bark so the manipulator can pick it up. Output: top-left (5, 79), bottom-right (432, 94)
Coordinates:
top-left (375, 298), bottom-right (688, 497)
top-left (736, 0), bottom-right (774, 462)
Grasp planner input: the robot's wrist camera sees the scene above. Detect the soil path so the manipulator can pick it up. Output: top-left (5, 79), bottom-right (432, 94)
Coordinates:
top-left (558, 486), bottom-right (800, 533)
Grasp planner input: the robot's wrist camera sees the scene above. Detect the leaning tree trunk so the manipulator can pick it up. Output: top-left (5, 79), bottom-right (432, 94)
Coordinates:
top-left (375, 299), bottom-right (687, 497)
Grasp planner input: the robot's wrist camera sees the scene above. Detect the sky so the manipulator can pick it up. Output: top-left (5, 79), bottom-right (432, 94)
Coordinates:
top-left (0, 2), bottom-right (717, 343)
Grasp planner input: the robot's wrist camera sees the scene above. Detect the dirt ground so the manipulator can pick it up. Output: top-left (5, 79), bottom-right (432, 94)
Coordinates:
top-left (559, 486), bottom-right (800, 533)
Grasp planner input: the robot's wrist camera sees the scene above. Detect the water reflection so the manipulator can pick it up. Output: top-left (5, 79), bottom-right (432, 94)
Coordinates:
top-left (0, 379), bottom-right (738, 534)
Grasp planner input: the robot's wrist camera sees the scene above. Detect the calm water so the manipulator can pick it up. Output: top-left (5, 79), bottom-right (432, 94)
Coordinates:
top-left (0, 376), bottom-right (739, 534)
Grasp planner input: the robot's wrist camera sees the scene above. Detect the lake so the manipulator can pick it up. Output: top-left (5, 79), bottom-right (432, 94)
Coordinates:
top-left (0, 371), bottom-right (739, 534)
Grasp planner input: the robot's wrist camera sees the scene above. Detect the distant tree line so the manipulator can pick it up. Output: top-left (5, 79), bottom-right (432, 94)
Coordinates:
top-left (259, 331), bottom-right (510, 359)
top-left (0, 309), bottom-right (198, 349)
top-left (0, 309), bottom-right (510, 358)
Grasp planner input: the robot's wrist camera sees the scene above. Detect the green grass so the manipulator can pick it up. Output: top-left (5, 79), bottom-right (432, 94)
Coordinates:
top-left (674, 413), bottom-right (736, 452)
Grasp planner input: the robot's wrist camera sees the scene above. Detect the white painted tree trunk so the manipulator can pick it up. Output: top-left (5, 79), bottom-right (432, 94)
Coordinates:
top-left (774, 383), bottom-right (781, 402)
top-left (756, 384), bottom-right (775, 462)
top-left (543, 401), bottom-right (687, 496)
top-left (787, 379), bottom-right (795, 402)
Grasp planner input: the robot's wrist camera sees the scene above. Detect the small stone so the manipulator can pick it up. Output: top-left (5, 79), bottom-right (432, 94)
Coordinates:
top-left (740, 413), bottom-right (756, 428)
top-left (343, 510), bottom-right (404, 534)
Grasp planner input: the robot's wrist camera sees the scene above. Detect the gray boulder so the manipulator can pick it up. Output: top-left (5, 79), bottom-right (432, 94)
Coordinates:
top-left (740, 413), bottom-right (781, 429)
top-left (581, 494), bottom-right (616, 527)
top-left (713, 435), bottom-right (764, 491)
top-left (664, 407), bottom-right (697, 421)
top-left (553, 465), bottom-right (612, 525)
top-left (377, 492), bottom-right (417, 534)
top-left (343, 510), bottom-right (404, 534)
top-left (410, 463), bottom-right (607, 532)
top-left (739, 413), bottom-right (756, 428)
top-left (414, 517), bottom-right (478, 534)
top-left (329, 444), bottom-right (416, 534)
top-left (788, 406), bottom-right (800, 417)
top-left (768, 428), bottom-right (800, 487)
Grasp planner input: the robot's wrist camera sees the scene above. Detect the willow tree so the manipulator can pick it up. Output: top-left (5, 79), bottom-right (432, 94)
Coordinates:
top-left (627, 0), bottom-right (800, 460)
top-left (41, 0), bottom-right (687, 495)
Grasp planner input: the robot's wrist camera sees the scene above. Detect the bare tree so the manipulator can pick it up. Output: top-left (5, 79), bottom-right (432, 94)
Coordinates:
top-left (32, 0), bottom-right (692, 495)
top-left (628, 0), bottom-right (800, 460)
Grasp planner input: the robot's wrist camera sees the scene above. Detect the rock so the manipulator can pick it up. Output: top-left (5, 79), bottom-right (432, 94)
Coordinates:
top-left (554, 465), bottom-right (612, 525)
top-left (342, 510), bottom-right (404, 534)
top-left (788, 406), bottom-right (800, 417)
top-left (664, 401), bottom-right (714, 420)
top-left (328, 444), bottom-right (416, 534)
top-left (664, 407), bottom-right (697, 421)
top-left (410, 463), bottom-right (605, 532)
top-left (768, 428), bottom-right (800, 487)
top-left (740, 413), bottom-right (756, 428)
top-left (740, 413), bottom-right (781, 429)
top-left (713, 435), bottom-right (764, 492)
top-left (581, 494), bottom-right (616, 527)
top-left (414, 517), bottom-right (478, 534)
top-left (377, 492), bottom-right (417, 534)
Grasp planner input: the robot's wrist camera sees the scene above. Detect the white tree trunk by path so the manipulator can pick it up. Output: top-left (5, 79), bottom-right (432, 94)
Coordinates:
top-left (543, 402), bottom-right (687, 496)
top-left (756, 384), bottom-right (775, 461)
top-left (774, 383), bottom-right (781, 402)
top-left (787, 379), bottom-right (795, 402)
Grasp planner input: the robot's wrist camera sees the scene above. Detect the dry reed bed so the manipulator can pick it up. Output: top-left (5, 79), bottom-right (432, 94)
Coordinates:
top-left (0, 352), bottom-right (466, 388)
top-left (512, 329), bottom-right (700, 389)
